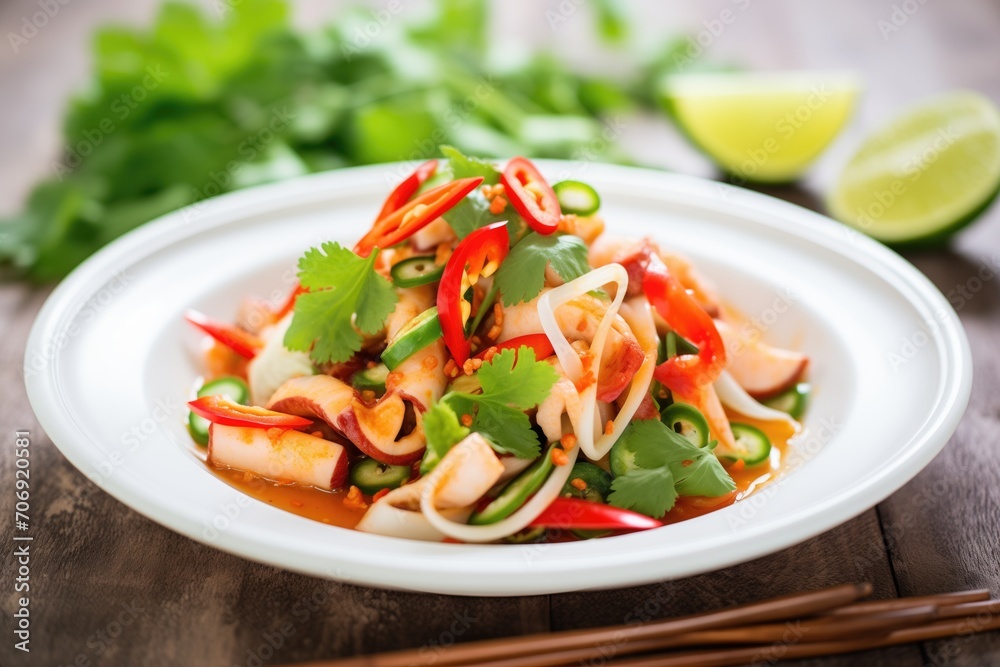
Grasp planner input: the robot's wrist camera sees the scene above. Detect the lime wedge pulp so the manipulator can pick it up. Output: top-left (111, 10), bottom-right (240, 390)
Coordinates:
top-left (829, 91), bottom-right (1000, 245)
top-left (660, 70), bottom-right (860, 183)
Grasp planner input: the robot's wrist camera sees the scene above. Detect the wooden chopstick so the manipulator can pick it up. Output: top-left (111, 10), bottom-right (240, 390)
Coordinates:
top-left (824, 588), bottom-right (991, 616)
top-left (280, 584), bottom-right (1000, 667)
top-left (292, 583), bottom-right (870, 667)
top-left (420, 604), bottom-right (940, 667)
top-left (605, 613), bottom-right (1000, 667)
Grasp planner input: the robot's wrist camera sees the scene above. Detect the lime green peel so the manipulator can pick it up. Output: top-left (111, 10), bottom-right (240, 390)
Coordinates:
top-left (660, 70), bottom-right (860, 184)
top-left (828, 91), bottom-right (1000, 245)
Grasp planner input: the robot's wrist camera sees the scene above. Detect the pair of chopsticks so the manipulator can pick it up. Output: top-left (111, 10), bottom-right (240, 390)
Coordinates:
top-left (284, 583), bottom-right (1000, 667)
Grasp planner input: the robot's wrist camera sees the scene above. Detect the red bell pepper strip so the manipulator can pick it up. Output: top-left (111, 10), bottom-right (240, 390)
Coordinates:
top-left (376, 159), bottom-right (438, 220)
top-left (641, 252), bottom-right (726, 395)
top-left (501, 157), bottom-right (561, 235)
top-left (529, 497), bottom-right (663, 531)
top-left (189, 395), bottom-right (313, 429)
top-left (185, 310), bottom-right (263, 359)
top-left (354, 177), bottom-right (484, 257)
top-left (438, 221), bottom-right (510, 365)
top-left (474, 333), bottom-right (554, 362)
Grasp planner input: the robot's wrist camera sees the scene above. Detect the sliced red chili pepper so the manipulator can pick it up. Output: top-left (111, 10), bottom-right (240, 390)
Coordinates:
top-left (438, 221), bottom-right (510, 365)
top-left (185, 310), bottom-right (263, 359)
top-left (529, 497), bottom-right (663, 531)
top-left (189, 395), bottom-right (313, 429)
top-left (273, 282), bottom-right (306, 320)
top-left (354, 177), bottom-right (483, 257)
top-left (474, 333), bottom-right (554, 361)
top-left (641, 252), bottom-right (726, 395)
top-left (501, 157), bottom-right (561, 235)
top-left (376, 159), bottom-right (438, 220)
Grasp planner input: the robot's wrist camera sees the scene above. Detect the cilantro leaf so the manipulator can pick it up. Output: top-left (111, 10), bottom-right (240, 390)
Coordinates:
top-left (439, 347), bottom-right (558, 458)
top-left (283, 242), bottom-right (398, 364)
top-left (444, 394), bottom-right (538, 458)
top-left (608, 467), bottom-right (678, 517)
top-left (627, 420), bottom-right (736, 498)
top-left (443, 190), bottom-right (504, 238)
top-left (420, 401), bottom-right (470, 475)
top-left (494, 233), bottom-right (591, 306)
top-left (607, 420), bottom-right (735, 517)
top-left (441, 145), bottom-right (500, 184)
top-left (476, 347), bottom-right (558, 408)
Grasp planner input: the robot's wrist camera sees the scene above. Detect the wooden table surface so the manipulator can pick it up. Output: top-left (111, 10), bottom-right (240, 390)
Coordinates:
top-left (2, 1), bottom-right (999, 665)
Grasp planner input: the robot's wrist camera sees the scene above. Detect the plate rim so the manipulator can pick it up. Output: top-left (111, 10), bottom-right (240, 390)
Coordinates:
top-left (24, 161), bottom-right (972, 595)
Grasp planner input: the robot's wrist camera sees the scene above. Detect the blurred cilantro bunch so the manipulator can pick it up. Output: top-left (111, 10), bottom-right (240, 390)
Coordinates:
top-left (0, 0), bottom-right (670, 281)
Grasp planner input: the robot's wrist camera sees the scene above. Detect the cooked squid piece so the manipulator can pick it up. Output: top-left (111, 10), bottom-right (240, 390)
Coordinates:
top-left (356, 433), bottom-right (504, 541)
top-left (715, 320), bottom-right (809, 399)
top-left (589, 235), bottom-right (721, 316)
top-left (268, 375), bottom-right (427, 465)
top-left (208, 424), bottom-right (348, 490)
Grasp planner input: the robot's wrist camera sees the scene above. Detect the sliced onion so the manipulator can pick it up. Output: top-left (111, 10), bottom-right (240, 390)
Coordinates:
top-left (537, 264), bottom-right (630, 460)
top-left (420, 446), bottom-right (579, 543)
top-left (715, 370), bottom-right (800, 429)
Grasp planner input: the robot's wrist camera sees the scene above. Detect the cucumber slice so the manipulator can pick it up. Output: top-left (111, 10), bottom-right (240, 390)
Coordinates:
top-left (562, 462), bottom-right (612, 503)
top-left (352, 363), bottom-right (390, 395)
top-left (469, 449), bottom-right (555, 525)
top-left (200, 376), bottom-right (250, 403)
top-left (552, 180), bottom-right (601, 216)
top-left (381, 307), bottom-right (443, 370)
top-left (390, 256), bottom-right (443, 288)
top-left (188, 376), bottom-right (250, 446)
top-left (763, 382), bottom-right (810, 420)
top-left (661, 403), bottom-right (710, 449)
top-left (349, 458), bottom-right (411, 495)
top-left (723, 423), bottom-right (773, 467)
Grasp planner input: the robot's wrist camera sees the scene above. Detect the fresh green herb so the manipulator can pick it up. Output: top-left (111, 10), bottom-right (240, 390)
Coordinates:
top-left (420, 401), bottom-right (470, 475)
top-left (0, 0), bottom-right (677, 282)
top-left (494, 232), bottom-right (591, 306)
top-left (440, 145), bottom-right (500, 184)
top-left (439, 347), bottom-right (558, 458)
top-left (608, 419), bottom-right (735, 517)
top-left (283, 242), bottom-right (397, 365)
top-left (608, 467), bottom-right (678, 518)
top-left (443, 189), bottom-right (511, 239)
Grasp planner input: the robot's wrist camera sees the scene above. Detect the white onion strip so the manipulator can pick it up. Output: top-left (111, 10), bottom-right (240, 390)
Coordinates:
top-left (715, 370), bottom-right (800, 430)
top-left (420, 446), bottom-right (580, 543)
top-left (537, 264), bottom-right (629, 460)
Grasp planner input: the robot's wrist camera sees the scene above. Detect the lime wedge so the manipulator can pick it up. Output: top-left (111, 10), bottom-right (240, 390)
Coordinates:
top-left (660, 70), bottom-right (860, 183)
top-left (829, 91), bottom-right (1000, 245)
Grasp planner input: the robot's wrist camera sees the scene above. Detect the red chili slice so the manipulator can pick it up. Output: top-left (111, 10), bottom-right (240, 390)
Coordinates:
top-left (437, 222), bottom-right (510, 365)
top-left (354, 177), bottom-right (483, 257)
top-left (189, 395), bottom-right (314, 429)
top-left (529, 497), bottom-right (663, 531)
top-left (641, 252), bottom-right (726, 395)
top-left (376, 159), bottom-right (438, 220)
top-left (501, 157), bottom-right (561, 235)
top-left (185, 310), bottom-right (263, 359)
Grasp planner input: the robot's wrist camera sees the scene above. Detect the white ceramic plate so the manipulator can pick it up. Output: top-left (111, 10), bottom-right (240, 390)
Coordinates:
top-left (24, 161), bottom-right (971, 596)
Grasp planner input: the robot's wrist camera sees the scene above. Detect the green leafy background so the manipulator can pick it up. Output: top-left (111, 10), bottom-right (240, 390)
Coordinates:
top-left (0, 0), bottom-right (690, 282)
